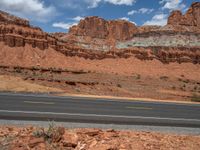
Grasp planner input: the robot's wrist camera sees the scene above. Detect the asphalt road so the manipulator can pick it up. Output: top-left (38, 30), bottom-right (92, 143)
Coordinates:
top-left (0, 93), bottom-right (200, 128)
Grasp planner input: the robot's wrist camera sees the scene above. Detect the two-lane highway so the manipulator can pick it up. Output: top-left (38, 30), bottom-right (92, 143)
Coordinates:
top-left (0, 93), bottom-right (200, 128)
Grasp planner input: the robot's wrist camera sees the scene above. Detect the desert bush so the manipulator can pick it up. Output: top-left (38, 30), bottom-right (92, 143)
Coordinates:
top-left (136, 74), bottom-right (141, 80)
top-left (178, 78), bottom-right (183, 82)
top-left (49, 67), bottom-right (62, 74)
top-left (180, 84), bottom-right (186, 91)
top-left (172, 86), bottom-right (176, 90)
top-left (33, 122), bottom-right (65, 143)
top-left (30, 66), bottom-right (40, 71)
top-left (0, 65), bottom-right (9, 69)
top-left (182, 79), bottom-right (190, 84)
top-left (117, 84), bottom-right (122, 88)
top-left (14, 66), bottom-right (22, 73)
top-left (160, 76), bottom-right (169, 81)
top-left (194, 86), bottom-right (198, 91)
top-left (180, 74), bottom-right (185, 78)
top-left (75, 88), bottom-right (81, 92)
top-left (191, 94), bottom-right (200, 102)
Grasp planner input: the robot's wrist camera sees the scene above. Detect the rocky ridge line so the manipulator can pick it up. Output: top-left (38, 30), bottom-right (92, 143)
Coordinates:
top-left (168, 2), bottom-right (200, 28)
top-left (0, 2), bottom-right (200, 64)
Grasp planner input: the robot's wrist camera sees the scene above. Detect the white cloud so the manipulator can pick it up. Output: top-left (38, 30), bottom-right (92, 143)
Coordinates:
top-left (52, 22), bottom-right (77, 30)
top-left (128, 8), bottom-right (154, 15)
top-left (73, 16), bottom-right (84, 22)
top-left (50, 0), bottom-right (136, 9)
top-left (87, 0), bottom-right (136, 8)
top-left (104, 0), bottom-right (136, 5)
top-left (86, 0), bottom-right (102, 8)
top-left (119, 17), bottom-right (137, 25)
top-left (144, 14), bottom-right (168, 26)
top-left (53, 16), bottom-right (85, 30)
top-left (120, 17), bottom-right (130, 21)
top-left (128, 10), bottom-right (137, 15)
top-left (0, 0), bottom-right (56, 22)
top-left (143, 0), bottom-right (186, 26)
top-left (159, 0), bottom-right (186, 11)
top-left (139, 8), bottom-right (154, 14)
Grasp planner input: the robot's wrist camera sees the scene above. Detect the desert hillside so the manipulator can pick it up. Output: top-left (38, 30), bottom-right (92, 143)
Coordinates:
top-left (0, 2), bottom-right (199, 102)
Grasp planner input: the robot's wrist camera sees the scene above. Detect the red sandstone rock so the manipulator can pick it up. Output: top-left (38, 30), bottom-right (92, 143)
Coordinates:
top-left (0, 10), bottom-right (29, 26)
top-left (69, 16), bottom-right (138, 41)
top-left (0, 2), bottom-right (199, 65)
top-left (1, 126), bottom-right (200, 150)
top-left (69, 16), bottom-right (109, 39)
top-left (28, 137), bottom-right (44, 148)
top-left (85, 129), bottom-right (102, 136)
top-left (168, 2), bottom-right (200, 28)
top-left (108, 19), bottom-right (137, 40)
top-left (168, 10), bottom-right (183, 26)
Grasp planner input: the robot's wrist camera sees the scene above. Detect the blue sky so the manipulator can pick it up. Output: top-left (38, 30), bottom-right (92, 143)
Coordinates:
top-left (0, 0), bottom-right (196, 32)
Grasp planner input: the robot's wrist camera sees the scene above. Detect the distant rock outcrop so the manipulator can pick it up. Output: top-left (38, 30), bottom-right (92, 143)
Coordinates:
top-left (0, 10), bottom-right (29, 26)
top-left (168, 2), bottom-right (200, 28)
top-left (0, 10), bottom-right (58, 50)
top-left (168, 10), bottom-right (183, 26)
top-left (0, 2), bottom-right (200, 65)
top-left (69, 16), bottom-right (138, 41)
top-left (108, 19), bottom-right (137, 40)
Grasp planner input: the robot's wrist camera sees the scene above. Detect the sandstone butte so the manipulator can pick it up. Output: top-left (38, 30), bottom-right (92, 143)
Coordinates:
top-left (0, 2), bottom-right (199, 67)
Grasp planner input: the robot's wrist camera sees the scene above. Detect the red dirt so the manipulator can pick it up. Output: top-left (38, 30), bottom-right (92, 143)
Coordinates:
top-left (0, 126), bottom-right (200, 150)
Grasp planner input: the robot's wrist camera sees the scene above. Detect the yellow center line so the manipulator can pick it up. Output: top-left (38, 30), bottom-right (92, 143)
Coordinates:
top-left (24, 101), bottom-right (55, 105)
top-left (126, 106), bottom-right (153, 110)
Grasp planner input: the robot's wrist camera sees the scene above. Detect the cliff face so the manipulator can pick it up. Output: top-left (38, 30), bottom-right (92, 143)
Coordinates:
top-left (67, 17), bottom-right (138, 51)
top-left (69, 16), bottom-right (138, 41)
top-left (0, 23), bottom-right (51, 50)
top-left (167, 10), bottom-right (183, 26)
top-left (108, 20), bottom-right (137, 40)
top-left (0, 10), bottom-right (60, 50)
top-left (0, 2), bottom-right (200, 65)
top-left (0, 10), bottom-right (29, 26)
top-left (69, 17), bottom-right (109, 39)
top-left (117, 2), bottom-right (200, 64)
top-left (168, 2), bottom-right (200, 28)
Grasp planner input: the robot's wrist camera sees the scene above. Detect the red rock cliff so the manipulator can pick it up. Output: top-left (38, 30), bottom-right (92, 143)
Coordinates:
top-left (168, 2), bottom-right (200, 28)
top-left (0, 2), bottom-right (200, 65)
top-left (0, 10), bottom-right (29, 26)
top-left (69, 16), bottom-right (138, 41)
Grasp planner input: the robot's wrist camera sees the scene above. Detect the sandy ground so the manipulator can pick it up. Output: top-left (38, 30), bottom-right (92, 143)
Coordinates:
top-left (0, 43), bottom-right (200, 81)
top-left (0, 125), bottom-right (200, 150)
top-left (0, 69), bottom-right (199, 103)
top-left (0, 43), bottom-right (200, 102)
top-left (0, 75), bottom-right (63, 93)
top-left (59, 93), bottom-right (200, 104)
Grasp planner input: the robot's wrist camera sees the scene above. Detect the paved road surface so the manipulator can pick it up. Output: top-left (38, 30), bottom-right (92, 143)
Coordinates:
top-left (0, 93), bottom-right (200, 128)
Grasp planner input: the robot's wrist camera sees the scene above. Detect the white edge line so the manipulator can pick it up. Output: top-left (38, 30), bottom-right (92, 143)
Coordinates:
top-left (0, 110), bottom-right (200, 122)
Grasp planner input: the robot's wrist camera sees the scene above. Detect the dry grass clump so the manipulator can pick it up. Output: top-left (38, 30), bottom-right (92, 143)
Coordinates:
top-left (33, 122), bottom-right (65, 143)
